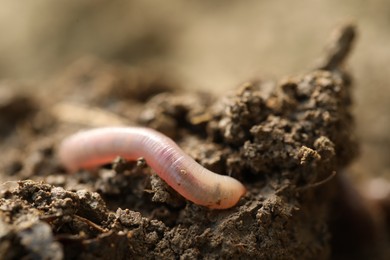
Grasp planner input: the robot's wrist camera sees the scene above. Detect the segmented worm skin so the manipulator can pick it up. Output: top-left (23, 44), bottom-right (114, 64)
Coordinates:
top-left (58, 127), bottom-right (246, 209)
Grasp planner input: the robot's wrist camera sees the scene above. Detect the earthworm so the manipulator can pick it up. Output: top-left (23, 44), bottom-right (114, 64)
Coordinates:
top-left (58, 127), bottom-right (246, 209)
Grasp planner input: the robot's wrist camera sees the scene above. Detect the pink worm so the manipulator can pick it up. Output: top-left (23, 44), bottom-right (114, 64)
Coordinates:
top-left (58, 127), bottom-right (246, 209)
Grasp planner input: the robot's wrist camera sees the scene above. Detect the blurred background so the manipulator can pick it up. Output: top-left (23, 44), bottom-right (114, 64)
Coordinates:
top-left (0, 0), bottom-right (388, 180)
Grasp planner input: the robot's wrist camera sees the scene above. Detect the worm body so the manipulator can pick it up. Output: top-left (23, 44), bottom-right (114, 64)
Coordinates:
top-left (58, 127), bottom-right (246, 209)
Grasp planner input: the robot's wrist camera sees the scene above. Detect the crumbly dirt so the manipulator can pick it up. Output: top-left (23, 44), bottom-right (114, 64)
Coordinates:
top-left (0, 25), bottom-right (389, 259)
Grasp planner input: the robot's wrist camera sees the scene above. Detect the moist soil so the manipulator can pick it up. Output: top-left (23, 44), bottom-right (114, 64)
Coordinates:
top-left (0, 25), bottom-right (389, 259)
